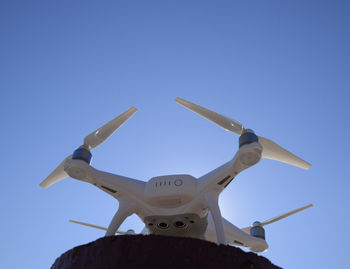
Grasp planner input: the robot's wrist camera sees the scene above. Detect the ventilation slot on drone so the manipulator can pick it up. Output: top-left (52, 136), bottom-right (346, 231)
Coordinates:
top-left (234, 240), bottom-right (244, 246)
top-left (101, 185), bottom-right (117, 193)
top-left (218, 175), bottom-right (231, 186)
top-left (224, 177), bottom-right (235, 188)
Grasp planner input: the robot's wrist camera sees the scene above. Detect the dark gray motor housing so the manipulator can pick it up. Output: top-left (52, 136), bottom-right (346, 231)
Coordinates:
top-left (239, 131), bottom-right (259, 148)
top-left (250, 225), bottom-right (265, 240)
top-left (72, 147), bottom-right (92, 164)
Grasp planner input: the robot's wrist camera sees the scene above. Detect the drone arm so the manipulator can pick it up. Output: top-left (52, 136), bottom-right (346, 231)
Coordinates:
top-left (90, 168), bottom-right (145, 199)
top-left (204, 192), bottom-right (227, 245)
top-left (64, 159), bottom-right (145, 199)
top-left (223, 218), bottom-right (268, 252)
top-left (198, 142), bottom-right (262, 193)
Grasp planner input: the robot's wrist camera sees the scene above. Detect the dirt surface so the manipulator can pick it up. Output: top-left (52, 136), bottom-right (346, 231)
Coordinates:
top-left (51, 235), bottom-right (281, 269)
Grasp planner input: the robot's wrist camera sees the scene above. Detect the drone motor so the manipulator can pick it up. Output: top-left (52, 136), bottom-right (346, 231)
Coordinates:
top-left (239, 129), bottom-right (259, 148)
top-left (250, 222), bottom-right (265, 240)
top-left (72, 146), bottom-right (92, 164)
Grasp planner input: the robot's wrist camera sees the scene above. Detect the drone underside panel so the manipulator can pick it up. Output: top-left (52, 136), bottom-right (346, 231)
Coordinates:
top-left (143, 213), bottom-right (208, 239)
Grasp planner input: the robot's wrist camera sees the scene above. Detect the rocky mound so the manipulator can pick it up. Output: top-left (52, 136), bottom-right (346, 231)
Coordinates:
top-left (51, 234), bottom-right (281, 269)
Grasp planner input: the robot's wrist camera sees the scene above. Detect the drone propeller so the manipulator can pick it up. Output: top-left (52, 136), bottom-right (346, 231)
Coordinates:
top-left (83, 107), bottom-right (137, 150)
top-left (69, 220), bottom-right (132, 235)
top-left (39, 155), bottom-right (72, 189)
top-left (241, 203), bottom-right (313, 234)
top-left (175, 97), bottom-right (311, 170)
top-left (40, 107), bottom-right (137, 189)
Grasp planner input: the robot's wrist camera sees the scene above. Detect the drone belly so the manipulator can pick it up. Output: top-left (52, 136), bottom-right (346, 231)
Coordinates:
top-left (144, 213), bottom-right (208, 239)
top-left (144, 175), bottom-right (196, 208)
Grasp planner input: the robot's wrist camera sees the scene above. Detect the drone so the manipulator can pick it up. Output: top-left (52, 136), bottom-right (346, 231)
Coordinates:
top-left (40, 97), bottom-right (312, 252)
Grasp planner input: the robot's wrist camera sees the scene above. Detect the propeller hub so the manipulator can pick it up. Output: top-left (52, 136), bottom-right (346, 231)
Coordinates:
top-left (253, 221), bottom-right (262, 227)
top-left (72, 146), bottom-right (92, 164)
top-left (250, 224), bottom-right (265, 240)
top-left (243, 128), bottom-right (255, 134)
top-left (239, 130), bottom-right (258, 148)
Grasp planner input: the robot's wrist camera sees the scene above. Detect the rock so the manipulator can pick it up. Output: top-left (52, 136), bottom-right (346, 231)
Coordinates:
top-left (51, 235), bottom-right (281, 269)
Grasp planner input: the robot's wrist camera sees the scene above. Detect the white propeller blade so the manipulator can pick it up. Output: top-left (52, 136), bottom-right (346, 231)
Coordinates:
top-left (40, 155), bottom-right (72, 189)
top-left (69, 220), bottom-right (127, 235)
top-left (40, 107), bottom-right (137, 189)
top-left (258, 136), bottom-right (311, 170)
top-left (175, 97), bottom-right (244, 135)
top-left (175, 97), bottom-right (311, 170)
top-left (241, 204), bottom-right (313, 233)
top-left (84, 107), bottom-right (137, 150)
top-left (260, 203), bottom-right (313, 226)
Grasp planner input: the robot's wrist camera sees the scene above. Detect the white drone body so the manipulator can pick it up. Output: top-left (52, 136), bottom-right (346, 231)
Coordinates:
top-left (40, 97), bottom-right (312, 253)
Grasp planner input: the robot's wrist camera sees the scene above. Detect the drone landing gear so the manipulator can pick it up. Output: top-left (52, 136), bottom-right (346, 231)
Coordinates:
top-left (105, 202), bottom-right (135, 236)
top-left (205, 192), bottom-right (227, 245)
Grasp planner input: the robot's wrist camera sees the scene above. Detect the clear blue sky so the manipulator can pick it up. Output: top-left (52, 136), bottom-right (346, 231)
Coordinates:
top-left (1, 1), bottom-right (349, 268)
